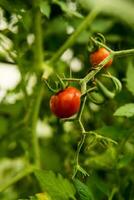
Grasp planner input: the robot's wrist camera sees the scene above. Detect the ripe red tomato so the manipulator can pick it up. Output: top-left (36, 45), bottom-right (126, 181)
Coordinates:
top-left (90, 47), bottom-right (113, 68)
top-left (50, 87), bottom-right (81, 118)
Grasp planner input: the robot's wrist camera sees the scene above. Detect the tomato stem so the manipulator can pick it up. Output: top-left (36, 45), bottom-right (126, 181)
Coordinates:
top-left (30, 0), bottom-right (44, 169)
top-left (72, 83), bottom-right (88, 178)
top-left (47, 8), bottom-right (100, 65)
top-left (0, 165), bottom-right (35, 192)
top-left (62, 78), bottom-right (81, 82)
top-left (90, 36), bottom-right (113, 52)
top-left (43, 79), bottom-right (58, 93)
top-left (81, 86), bottom-right (97, 97)
top-left (81, 53), bottom-right (114, 84)
top-left (113, 48), bottom-right (134, 57)
top-left (56, 73), bottom-right (66, 89)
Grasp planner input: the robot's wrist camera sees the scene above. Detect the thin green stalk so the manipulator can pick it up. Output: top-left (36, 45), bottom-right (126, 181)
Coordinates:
top-left (108, 187), bottom-right (118, 200)
top-left (0, 165), bottom-right (35, 193)
top-left (72, 83), bottom-right (88, 178)
top-left (31, 83), bottom-right (43, 168)
top-left (81, 86), bottom-right (97, 96)
top-left (33, 4), bottom-right (43, 70)
top-left (76, 133), bottom-right (86, 166)
top-left (90, 36), bottom-right (113, 52)
top-left (30, 0), bottom-right (44, 168)
top-left (78, 96), bottom-right (87, 133)
top-left (62, 78), bottom-right (81, 82)
top-left (48, 8), bottom-right (100, 64)
top-left (114, 48), bottom-right (134, 57)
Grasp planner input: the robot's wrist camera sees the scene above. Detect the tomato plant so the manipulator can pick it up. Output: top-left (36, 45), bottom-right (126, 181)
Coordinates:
top-left (1, 0), bottom-right (134, 200)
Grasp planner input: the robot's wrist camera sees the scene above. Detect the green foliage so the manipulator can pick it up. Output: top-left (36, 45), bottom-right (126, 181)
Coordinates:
top-left (40, 1), bottom-right (51, 19)
top-left (114, 103), bottom-right (134, 117)
top-left (34, 170), bottom-right (76, 200)
top-left (74, 179), bottom-right (94, 200)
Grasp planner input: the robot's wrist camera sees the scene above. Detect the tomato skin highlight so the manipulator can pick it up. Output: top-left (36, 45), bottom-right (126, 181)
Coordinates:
top-left (90, 47), bottom-right (113, 68)
top-left (50, 87), bottom-right (81, 118)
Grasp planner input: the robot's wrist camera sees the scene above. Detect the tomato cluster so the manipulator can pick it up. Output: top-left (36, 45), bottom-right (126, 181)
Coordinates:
top-left (49, 47), bottom-right (113, 118)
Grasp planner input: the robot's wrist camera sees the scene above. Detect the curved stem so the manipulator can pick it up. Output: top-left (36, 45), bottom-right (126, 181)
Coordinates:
top-left (48, 8), bottom-right (100, 64)
top-left (72, 83), bottom-right (88, 178)
top-left (108, 187), bottom-right (118, 200)
top-left (90, 37), bottom-right (113, 52)
top-left (76, 133), bottom-right (86, 166)
top-left (0, 165), bottom-right (35, 193)
top-left (81, 86), bottom-right (97, 97)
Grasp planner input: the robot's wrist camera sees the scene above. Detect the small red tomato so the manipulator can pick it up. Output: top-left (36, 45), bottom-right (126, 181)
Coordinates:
top-left (90, 47), bottom-right (113, 68)
top-left (50, 87), bottom-right (81, 118)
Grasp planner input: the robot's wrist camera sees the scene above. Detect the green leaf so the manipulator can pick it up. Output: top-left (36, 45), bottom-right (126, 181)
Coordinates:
top-left (21, 10), bottom-right (32, 31)
top-left (40, 1), bottom-right (51, 18)
top-left (53, 0), bottom-right (83, 18)
top-left (114, 103), bottom-right (134, 118)
top-left (85, 147), bottom-right (117, 170)
top-left (34, 170), bottom-right (76, 200)
top-left (74, 179), bottom-right (94, 200)
top-left (126, 62), bottom-right (134, 96)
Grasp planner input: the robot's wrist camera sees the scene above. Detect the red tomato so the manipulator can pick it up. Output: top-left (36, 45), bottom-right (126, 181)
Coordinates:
top-left (90, 47), bottom-right (113, 68)
top-left (50, 87), bottom-right (81, 118)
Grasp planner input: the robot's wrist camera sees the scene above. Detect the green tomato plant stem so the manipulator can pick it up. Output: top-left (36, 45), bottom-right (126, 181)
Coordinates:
top-left (90, 36), bottom-right (113, 52)
top-left (91, 37), bottom-right (134, 57)
top-left (33, 2), bottom-right (43, 71)
top-left (81, 53), bottom-right (114, 84)
top-left (62, 78), bottom-right (81, 82)
top-left (0, 165), bottom-right (35, 193)
top-left (30, 83), bottom-right (43, 169)
top-left (48, 8), bottom-right (100, 65)
top-left (30, 1), bottom-right (44, 169)
top-left (108, 187), bottom-right (118, 200)
top-left (72, 83), bottom-right (88, 178)
top-left (113, 48), bottom-right (134, 57)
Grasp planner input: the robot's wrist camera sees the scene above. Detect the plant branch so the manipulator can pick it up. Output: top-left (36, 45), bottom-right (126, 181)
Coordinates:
top-left (62, 78), bottom-right (81, 82)
top-left (33, 2), bottom-right (43, 70)
top-left (90, 36), bottom-right (113, 52)
top-left (108, 187), bottom-right (118, 200)
top-left (48, 8), bottom-right (100, 64)
top-left (114, 48), bottom-right (134, 57)
top-left (30, 0), bottom-right (44, 168)
top-left (72, 83), bottom-right (88, 178)
top-left (81, 53), bottom-right (114, 84)
top-left (0, 165), bottom-right (35, 193)
top-left (30, 83), bottom-right (43, 168)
